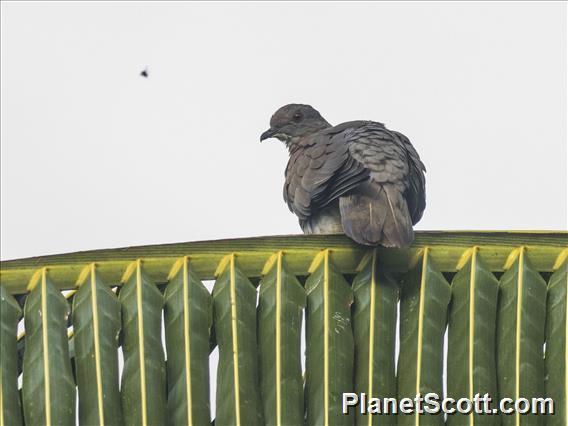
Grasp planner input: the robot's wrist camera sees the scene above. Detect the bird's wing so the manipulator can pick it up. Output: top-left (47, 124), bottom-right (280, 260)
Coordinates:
top-left (344, 122), bottom-right (426, 224)
top-left (284, 131), bottom-right (368, 222)
top-left (390, 130), bottom-right (426, 224)
top-left (335, 121), bottom-right (426, 247)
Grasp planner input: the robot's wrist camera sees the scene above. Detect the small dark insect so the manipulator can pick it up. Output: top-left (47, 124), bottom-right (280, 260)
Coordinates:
top-left (140, 68), bottom-right (149, 78)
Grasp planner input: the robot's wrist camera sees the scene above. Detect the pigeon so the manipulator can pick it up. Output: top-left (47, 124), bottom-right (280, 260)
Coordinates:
top-left (260, 104), bottom-right (426, 248)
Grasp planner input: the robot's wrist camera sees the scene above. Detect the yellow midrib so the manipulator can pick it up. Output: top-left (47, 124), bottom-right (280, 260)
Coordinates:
top-left (515, 248), bottom-right (524, 426)
top-left (90, 264), bottom-right (105, 423)
top-left (275, 251), bottom-right (283, 425)
top-left (324, 249), bottom-right (330, 426)
top-left (468, 249), bottom-right (477, 426)
top-left (367, 249), bottom-right (377, 426)
top-left (415, 248), bottom-right (428, 426)
top-left (230, 254), bottom-right (242, 426)
top-left (41, 268), bottom-right (51, 425)
top-left (183, 258), bottom-right (193, 425)
top-left (136, 260), bottom-right (148, 426)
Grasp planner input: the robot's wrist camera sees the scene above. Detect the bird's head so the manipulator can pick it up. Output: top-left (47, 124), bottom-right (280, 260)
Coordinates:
top-left (260, 104), bottom-right (331, 146)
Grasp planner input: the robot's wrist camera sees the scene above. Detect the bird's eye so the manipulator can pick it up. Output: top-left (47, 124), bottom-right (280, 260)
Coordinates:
top-left (293, 113), bottom-right (302, 122)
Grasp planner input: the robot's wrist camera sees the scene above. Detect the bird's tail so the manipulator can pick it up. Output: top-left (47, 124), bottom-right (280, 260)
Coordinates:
top-left (339, 182), bottom-right (414, 248)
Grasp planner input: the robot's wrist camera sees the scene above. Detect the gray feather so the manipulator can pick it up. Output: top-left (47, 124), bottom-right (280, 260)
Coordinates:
top-left (339, 182), bottom-right (413, 247)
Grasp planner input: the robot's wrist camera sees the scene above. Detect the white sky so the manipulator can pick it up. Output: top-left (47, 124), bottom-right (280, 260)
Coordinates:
top-left (1, 1), bottom-right (567, 260)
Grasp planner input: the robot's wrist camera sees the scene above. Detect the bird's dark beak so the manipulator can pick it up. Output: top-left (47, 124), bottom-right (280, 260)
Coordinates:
top-left (260, 127), bottom-right (277, 142)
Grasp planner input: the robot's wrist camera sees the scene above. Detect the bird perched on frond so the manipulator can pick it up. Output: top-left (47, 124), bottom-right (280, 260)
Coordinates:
top-left (261, 104), bottom-right (426, 248)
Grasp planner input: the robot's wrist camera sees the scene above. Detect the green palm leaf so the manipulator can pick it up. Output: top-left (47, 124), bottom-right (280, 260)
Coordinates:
top-left (544, 257), bottom-right (568, 425)
top-left (352, 248), bottom-right (398, 424)
top-left (213, 254), bottom-right (263, 426)
top-left (22, 269), bottom-right (75, 425)
top-left (0, 285), bottom-right (22, 426)
top-left (496, 248), bottom-right (547, 426)
top-left (397, 248), bottom-right (451, 426)
top-left (119, 260), bottom-right (166, 425)
top-left (447, 248), bottom-right (499, 425)
top-left (0, 233), bottom-right (563, 425)
top-left (305, 249), bottom-right (355, 426)
top-left (73, 263), bottom-right (122, 425)
top-left (164, 257), bottom-right (212, 425)
top-left (258, 251), bottom-right (306, 425)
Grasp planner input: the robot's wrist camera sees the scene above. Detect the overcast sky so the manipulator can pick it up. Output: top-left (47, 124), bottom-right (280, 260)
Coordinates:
top-left (1, 1), bottom-right (566, 260)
